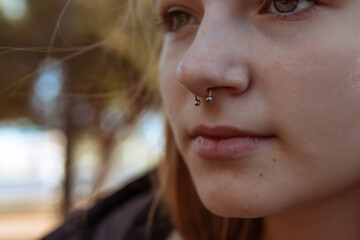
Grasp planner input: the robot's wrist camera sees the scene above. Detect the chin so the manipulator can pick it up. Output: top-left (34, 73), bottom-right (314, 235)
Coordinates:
top-left (196, 188), bottom-right (273, 219)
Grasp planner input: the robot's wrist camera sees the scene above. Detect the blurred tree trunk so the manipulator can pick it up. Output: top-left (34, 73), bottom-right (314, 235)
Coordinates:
top-left (63, 111), bottom-right (74, 217)
top-left (62, 78), bottom-right (76, 217)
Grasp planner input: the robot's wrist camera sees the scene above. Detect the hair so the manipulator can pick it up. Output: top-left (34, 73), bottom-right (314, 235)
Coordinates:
top-left (125, 0), bottom-right (264, 239)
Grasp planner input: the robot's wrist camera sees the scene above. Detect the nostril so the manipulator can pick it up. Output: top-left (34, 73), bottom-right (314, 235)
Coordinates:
top-left (176, 59), bottom-right (211, 97)
top-left (176, 44), bottom-right (251, 98)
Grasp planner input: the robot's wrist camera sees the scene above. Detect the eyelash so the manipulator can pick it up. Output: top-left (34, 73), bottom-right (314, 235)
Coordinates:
top-left (156, 10), bottom-right (197, 33)
top-left (259, 0), bottom-right (320, 20)
top-left (157, 0), bottom-right (321, 32)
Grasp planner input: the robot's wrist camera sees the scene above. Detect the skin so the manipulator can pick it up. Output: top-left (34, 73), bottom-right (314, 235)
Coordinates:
top-left (156, 0), bottom-right (360, 239)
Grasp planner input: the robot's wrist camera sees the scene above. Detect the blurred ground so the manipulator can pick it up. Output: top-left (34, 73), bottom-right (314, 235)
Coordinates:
top-left (0, 210), bottom-right (61, 240)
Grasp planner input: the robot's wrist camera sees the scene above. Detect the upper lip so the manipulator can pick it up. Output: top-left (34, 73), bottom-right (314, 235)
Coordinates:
top-left (190, 125), bottom-right (273, 138)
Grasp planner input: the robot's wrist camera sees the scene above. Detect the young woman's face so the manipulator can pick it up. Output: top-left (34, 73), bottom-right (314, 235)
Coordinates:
top-left (157, 0), bottom-right (360, 218)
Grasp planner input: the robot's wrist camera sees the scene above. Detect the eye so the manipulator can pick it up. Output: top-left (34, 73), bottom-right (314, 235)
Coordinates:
top-left (160, 9), bottom-right (198, 32)
top-left (262, 0), bottom-right (317, 17)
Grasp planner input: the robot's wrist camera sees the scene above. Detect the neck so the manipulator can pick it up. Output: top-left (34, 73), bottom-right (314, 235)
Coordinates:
top-left (260, 186), bottom-right (360, 240)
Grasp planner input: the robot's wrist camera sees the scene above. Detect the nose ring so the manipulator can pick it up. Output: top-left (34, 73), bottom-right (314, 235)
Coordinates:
top-left (194, 89), bottom-right (213, 106)
top-left (194, 96), bottom-right (201, 106)
top-left (206, 89), bottom-right (213, 102)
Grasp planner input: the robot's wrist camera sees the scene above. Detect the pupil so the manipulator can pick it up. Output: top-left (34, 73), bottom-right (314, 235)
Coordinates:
top-left (173, 13), bottom-right (189, 30)
top-left (273, 0), bottom-right (299, 13)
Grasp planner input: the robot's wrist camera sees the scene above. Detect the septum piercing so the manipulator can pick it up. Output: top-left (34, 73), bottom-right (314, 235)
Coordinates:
top-left (194, 89), bottom-right (213, 106)
top-left (206, 88), bottom-right (213, 102)
top-left (177, 61), bottom-right (213, 107)
top-left (194, 96), bottom-right (201, 106)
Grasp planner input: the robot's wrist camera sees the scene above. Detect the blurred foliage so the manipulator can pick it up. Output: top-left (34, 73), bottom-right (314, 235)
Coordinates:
top-left (0, 0), bottom-right (162, 215)
top-left (0, 0), bottom-right (162, 124)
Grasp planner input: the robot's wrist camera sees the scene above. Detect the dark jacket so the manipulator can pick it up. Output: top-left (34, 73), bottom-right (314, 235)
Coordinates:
top-left (42, 172), bottom-right (173, 240)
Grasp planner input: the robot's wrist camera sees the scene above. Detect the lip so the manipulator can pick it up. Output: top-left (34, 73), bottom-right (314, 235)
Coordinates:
top-left (191, 125), bottom-right (274, 160)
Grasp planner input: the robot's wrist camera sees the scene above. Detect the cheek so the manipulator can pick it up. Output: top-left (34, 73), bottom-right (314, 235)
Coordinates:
top-left (158, 46), bottom-right (191, 148)
top-left (257, 28), bottom-right (360, 174)
top-left (158, 48), bottom-right (180, 118)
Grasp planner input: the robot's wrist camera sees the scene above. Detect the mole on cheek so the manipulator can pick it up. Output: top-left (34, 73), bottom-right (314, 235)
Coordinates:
top-left (259, 173), bottom-right (263, 177)
top-left (273, 158), bottom-right (277, 162)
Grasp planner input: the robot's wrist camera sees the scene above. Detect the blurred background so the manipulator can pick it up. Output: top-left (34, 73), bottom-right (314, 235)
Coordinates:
top-left (0, 0), bottom-right (163, 239)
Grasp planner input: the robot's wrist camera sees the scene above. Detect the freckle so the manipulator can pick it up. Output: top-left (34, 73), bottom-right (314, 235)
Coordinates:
top-left (273, 158), bottom-right (277, 162)
top-left (259, 173), bottom-right (263, 177)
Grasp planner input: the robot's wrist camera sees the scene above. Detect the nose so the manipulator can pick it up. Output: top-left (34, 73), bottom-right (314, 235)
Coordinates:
top-left (177, 15), bottom-right (251, 99)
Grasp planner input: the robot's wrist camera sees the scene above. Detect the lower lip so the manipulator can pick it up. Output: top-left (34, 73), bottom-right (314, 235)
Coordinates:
top-left (194, 136), bottom-right (271, 160)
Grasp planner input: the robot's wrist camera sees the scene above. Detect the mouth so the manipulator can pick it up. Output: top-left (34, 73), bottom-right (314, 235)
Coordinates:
top-left (190, 125), bottom-right (275, 160)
